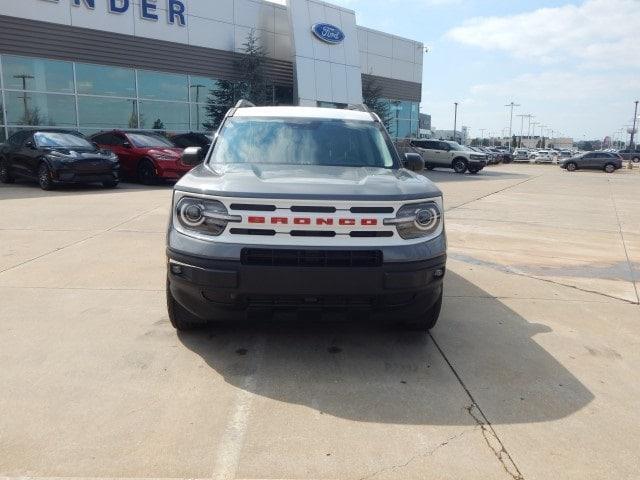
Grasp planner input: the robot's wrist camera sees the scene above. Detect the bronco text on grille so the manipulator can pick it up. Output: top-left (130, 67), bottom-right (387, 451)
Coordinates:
top-left (165, 102), bottom-right (447, 332)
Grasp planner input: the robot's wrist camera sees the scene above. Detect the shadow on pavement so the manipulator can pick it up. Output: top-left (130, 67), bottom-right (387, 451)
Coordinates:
top-left (178, 270), bottom-right (593, 426)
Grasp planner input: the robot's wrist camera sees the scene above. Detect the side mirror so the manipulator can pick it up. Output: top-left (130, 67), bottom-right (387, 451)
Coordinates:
top-left (25, 140), bottom-right (36, 149)
top-left (122, 141), bottom-right (132, 148)
top-left (403, 153), bottom-right (425, 172)
top-left (181, 147), bottom-right (203, 166)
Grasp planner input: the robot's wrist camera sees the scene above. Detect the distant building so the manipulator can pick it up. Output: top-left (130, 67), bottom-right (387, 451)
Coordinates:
top-left (433, 126), bottom-right (468, 144)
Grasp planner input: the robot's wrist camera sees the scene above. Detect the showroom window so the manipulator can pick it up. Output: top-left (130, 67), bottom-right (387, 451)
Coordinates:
top-left (0, 54), bottom-right (293, 140)
top-left (386, 99), bottom-right (420, 140)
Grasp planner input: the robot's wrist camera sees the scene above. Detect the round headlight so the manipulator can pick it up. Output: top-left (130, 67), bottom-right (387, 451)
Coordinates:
top-left (415, 208), bottom-right (438, 230)
top-left (180, 202), bottom-right (205, 227)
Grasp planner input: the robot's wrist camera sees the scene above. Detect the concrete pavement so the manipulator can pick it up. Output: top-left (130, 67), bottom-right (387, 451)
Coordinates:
top-left (0, 164), bottom-right (639, 479)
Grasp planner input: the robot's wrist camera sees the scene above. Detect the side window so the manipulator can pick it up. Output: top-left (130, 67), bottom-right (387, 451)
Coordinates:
top-left (424, 141), bottom-right (438, 150)
top-left (439, 142), bottom-right (450, 151)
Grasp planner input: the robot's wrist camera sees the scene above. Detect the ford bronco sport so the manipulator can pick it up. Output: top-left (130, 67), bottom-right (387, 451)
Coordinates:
top-left (166, 102), bottom-right (447, 332)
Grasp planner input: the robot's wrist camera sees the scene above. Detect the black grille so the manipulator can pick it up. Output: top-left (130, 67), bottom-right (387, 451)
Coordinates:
top-left (241, 249), bottom-right (383, 267)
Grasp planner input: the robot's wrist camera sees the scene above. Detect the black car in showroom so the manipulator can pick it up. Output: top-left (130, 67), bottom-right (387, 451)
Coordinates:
top-left (560, 151), bottom-right (623, 173)
top-left (0, 129), bottom-right (120, 190)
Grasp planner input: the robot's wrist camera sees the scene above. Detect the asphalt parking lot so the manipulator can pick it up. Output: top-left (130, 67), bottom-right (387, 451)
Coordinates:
top-left (1, 164), bottom-right (639, 480)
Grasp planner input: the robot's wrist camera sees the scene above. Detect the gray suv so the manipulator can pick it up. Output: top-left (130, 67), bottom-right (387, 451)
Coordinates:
top-left (409, 140), bottom-right (487, 174)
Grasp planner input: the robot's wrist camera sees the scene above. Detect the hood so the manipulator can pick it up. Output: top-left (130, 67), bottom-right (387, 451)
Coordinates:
top-left (175, 164), bottom-right (442, 200)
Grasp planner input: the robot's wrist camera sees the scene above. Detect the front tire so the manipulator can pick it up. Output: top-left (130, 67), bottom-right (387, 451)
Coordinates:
top-left (0, 158), bottom-right (15, 184)
top-left (137, 159), bottom-right (157, 185)
top-left (38, 163), bottom-right (54, 190)
top-left (452, 158), bottom-right (468, 174)
top-left (166, 280), bottom-right (206, 331)
top-left (400, 290), bottom-right (443, 332)
top-left (632, 156), bottom-right (639, 163)
top-left (566, 162), bottom-right (578, 172)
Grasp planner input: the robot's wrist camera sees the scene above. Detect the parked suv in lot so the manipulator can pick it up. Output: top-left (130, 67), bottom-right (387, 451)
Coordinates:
top-left (166, 103), bottom-right (447, 332)
top-left (91, 130), bottom-right (191, 184)
top-left (408, 139), bottom-right (487, 174)
top-left (561, 152), bottom-right (623, 173)
top-left (618, 149), bottom-right (640, 163)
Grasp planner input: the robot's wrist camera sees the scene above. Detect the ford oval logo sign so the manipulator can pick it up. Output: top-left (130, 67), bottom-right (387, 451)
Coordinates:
top-left (312, 23), bottom-right (345, 44)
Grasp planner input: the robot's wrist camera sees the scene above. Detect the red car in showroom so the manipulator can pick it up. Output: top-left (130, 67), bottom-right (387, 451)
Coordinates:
top-left (90, 130), bottom-right (193, 184)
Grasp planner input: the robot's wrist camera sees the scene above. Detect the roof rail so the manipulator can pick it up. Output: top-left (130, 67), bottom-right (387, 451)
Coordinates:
top-left (235, 99), bottom-right (256, 108)
top-left (347, 104), bottom-right (372, 113)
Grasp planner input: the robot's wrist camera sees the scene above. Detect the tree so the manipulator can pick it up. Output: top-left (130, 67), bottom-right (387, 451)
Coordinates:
top-left (235, 29), bottom-right (271, 105)
top-left (362, 76), bottom-right (391, 131)
top-left (152, 118), bottom-right (165, 131)
top-left (204, 29), bottom-right (271, 131)
top-left (511, 135), bottom-right (518, 148)
top-left (21, 107), bottom-right (42, 126)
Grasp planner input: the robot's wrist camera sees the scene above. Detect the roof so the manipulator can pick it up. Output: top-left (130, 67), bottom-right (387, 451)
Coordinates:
top-left (233, 106), bottom-right (375, 122)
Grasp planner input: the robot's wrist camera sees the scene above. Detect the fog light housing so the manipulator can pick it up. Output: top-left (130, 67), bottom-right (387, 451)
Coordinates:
top-left (170, 264), bottom-right (183, 275)
top-left (434, 268), bottom-right (445, 278)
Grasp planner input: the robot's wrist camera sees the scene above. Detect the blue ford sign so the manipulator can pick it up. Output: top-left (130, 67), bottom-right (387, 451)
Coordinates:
top-left (311, 23), bottom-right (345, 44)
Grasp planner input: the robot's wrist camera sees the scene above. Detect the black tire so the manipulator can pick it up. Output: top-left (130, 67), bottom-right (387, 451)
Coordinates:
top-left (166, 280), bottom-right (206, 331)
top-left (566, 162), bottom-right (578, 172)
top-left (632, 156), bottom-right (639, 163)
top-left (0, 158), bottom-right (15, 184)
top-left (38, 163), bottom-right (54, 190)
top-left (400, 290), bottom-right (443, 332)
top-left (452, 158), bottom-right (467, 174)
top-left (102, 179), bottom-right (119, 189)
top-left (137, 159), bottom-right (157, 185)
top-left (604, 163), bottom-right (616, 174)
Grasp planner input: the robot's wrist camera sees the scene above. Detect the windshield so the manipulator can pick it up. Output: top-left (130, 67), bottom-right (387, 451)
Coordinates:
top-left (210, 117), bottom-right (397, 168)
top-left (128, 133), bottom-right (176, 148)
top-left (34, 132), bottom-right (93, 149)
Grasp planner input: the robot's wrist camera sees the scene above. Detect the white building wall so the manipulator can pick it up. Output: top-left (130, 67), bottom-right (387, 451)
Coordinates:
top-left (2, 0), bottom-right (292, 61)
top-left (285, 0), bottom-right (362, 106)
top-left (357, 26), bottom-right (423, 84)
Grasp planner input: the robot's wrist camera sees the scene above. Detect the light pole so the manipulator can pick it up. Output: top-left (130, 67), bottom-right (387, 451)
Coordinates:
top-left (630, 100), bottom-right (639, 149)
top-left (505, 101), bottom-right (520, 152)
top-left (190, 84), bottom-right (206, 131)
top-left (539, 125), bottom-right (547, 148)
top-left (479, 128), bottom-right (487, 146)
top-left (453, 102), bottom-right (459, 143)
top-left (516, 114), bottom-right (529, 148)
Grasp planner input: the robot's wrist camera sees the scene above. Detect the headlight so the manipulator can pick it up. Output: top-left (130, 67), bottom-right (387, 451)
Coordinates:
top-left (383, 201), bottom-right (443, 240)
top-left (174, 196), bottom-right (241, 237)
top-left (153, 154), bottom-right (177, 161)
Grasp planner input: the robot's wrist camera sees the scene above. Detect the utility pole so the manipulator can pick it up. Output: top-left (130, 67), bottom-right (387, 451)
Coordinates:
top-left (479, 128), bottom-right (486, 146)
top-left (539, 125), bottom-right (547, 148)
top-left (453, 102), bottom-right (459, 143)
top-left (631, 100), bottom-right (639, 149)
top-left (505, 101), bottom-right (520, 152)
top-left (189, 84), bottom-right (206, 131)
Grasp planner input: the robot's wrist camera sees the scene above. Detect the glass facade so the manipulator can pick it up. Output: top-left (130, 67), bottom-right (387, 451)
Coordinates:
top-left (386, 99), bottom-right (420, 140)
top-left (0, 54), bottom-right (294, 140)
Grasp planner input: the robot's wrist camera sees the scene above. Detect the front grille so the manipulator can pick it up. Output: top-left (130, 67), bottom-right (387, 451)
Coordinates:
top-left (241, 248), bottom-right (383, 267)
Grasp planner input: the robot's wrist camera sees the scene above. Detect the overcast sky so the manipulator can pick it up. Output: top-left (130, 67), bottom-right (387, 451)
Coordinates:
top-left (279, 0), bottom-right (640, 140)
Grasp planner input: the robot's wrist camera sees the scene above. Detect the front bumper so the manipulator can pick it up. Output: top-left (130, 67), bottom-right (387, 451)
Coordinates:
top-left (167, 249), bottom-right (446, 321)
top-left (155, 161), bottom-right (194, 180)
top-left (52, 168), bottom-right (119, 184)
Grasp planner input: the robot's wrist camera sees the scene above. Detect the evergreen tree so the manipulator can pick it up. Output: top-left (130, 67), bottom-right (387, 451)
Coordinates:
top-left (362, 76), bottom-right (391, 131)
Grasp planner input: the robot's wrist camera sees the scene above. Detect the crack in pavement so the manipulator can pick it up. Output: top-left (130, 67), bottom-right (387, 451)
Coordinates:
top-left (356, 429), bottom-right (473, 480)
top-left (429, 334), bottom-right (525, 480)
top-left (449, 252), bottom-right (640, 306)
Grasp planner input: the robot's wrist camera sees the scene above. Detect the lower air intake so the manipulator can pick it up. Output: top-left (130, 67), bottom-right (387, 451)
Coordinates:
top-left (241, 249), bottom-right (383, 267)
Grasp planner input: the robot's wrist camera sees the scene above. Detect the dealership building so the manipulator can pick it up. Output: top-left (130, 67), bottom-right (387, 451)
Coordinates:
top-left (0, 0), bottom-right (424, 143)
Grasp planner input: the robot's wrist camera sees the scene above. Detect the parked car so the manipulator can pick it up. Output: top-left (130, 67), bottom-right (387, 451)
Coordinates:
top-left (534, 150), bottom-right (555, 164)
top-left (618, 149), bottom-right (640, 163)
top-left (513, 148), bottom-right (530, 162)
top-left (90, 130), bottom-right (190, 184)
top-left (169, 132), bottom-right (212, 160)
top-left (167, 103), bottom-right (447, 332)
top-left (559, 150), bottom-right (573, 159)
top-left (560, 152), bottom-right (623, 173)
top-left (409, 139), bottom-right (487, 174)
top-left (0, 129), bottom-right (120, 190)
